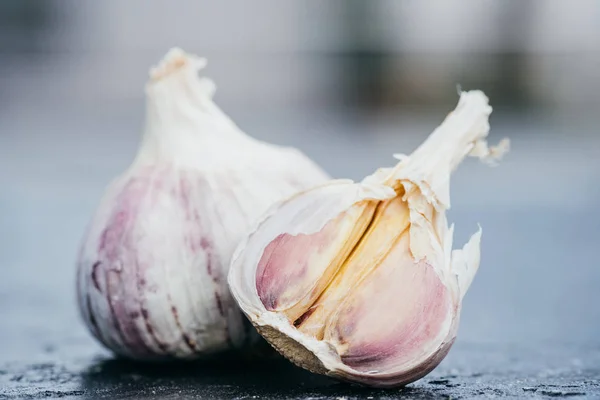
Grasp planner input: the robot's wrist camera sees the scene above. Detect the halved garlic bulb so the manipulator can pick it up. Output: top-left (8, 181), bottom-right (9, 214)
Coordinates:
top-left (228, 90), bottom-right (509, 387)
top-left (76, 48), bottom-right (329, 360)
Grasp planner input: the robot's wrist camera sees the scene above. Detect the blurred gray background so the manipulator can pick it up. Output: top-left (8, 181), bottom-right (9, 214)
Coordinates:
top-left (0, 0), bottom-right (599, 388)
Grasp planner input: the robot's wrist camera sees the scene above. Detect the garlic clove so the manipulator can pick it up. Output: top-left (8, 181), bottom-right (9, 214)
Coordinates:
top-left (76, 48), bottom-right (329, 360)
top-left (228, 90), bottom-right (508, 387)
top-left (324, 232), bottom-right (453, 374)
top-left (257, 200), bottom-right (378, 322)
top-left (296, 196), bottom-right (410, 338)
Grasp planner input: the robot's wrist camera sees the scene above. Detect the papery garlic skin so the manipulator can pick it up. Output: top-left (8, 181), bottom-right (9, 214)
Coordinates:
top-left (76, 48), bottom-right (329, 360)
top-left (228, 90), bottom-right (509, 387)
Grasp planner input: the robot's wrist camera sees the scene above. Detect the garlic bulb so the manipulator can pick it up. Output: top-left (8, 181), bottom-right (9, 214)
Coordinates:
top-left (76, 48), bottom-right (329, 360)
top-left (228, 90), bottom-right (509, 387)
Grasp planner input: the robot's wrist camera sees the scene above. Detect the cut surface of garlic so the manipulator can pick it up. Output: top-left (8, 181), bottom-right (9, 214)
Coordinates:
top-left (228, 90), bottom-right (509, 387)
top-left (76, 48), bottom-right (329, 360)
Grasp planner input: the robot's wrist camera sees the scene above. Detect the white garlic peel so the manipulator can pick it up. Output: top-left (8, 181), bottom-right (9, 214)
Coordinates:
top-left (228, 90), bottom-right (509, 387)
top-left (76, 48), bottom-right (329, 360)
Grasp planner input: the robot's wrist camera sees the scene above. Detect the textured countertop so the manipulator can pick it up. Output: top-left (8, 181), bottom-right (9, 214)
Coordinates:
top-left (1, 343), bottom-right (599, 399)
top-left (1, 104), bottom-right (599, 399)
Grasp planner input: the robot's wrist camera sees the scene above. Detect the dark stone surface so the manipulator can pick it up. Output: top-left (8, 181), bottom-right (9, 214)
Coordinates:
top-left (1, 343), bottom-right (599, 399)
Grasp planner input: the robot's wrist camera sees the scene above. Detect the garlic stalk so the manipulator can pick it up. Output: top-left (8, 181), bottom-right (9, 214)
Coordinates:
top-left (76, 48), bottom-right (329, 360)
top-left (228, 90), bottom-right (509, 387)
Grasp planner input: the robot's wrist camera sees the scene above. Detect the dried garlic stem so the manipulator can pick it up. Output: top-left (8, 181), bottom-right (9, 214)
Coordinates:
top-left (390, 90), bottom-right (509, 209)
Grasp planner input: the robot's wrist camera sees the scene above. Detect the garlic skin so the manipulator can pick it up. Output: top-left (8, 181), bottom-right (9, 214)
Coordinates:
top-left (228, 90), bottom-right (509, 387)
top-left (76, 48), bottom-right (329, 360)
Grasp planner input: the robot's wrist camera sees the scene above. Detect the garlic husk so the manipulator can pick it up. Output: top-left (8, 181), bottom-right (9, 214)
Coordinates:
top-left (228, 90), bottom-right (509, 387)
top-left (75, 48), bottom-right (329, 360)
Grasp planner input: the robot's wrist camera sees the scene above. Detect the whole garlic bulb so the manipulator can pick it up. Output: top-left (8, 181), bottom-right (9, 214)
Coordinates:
top-left (228, 91), bottom-right (509, 387)
top-left (76, 48), bottom-right (329, 360)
